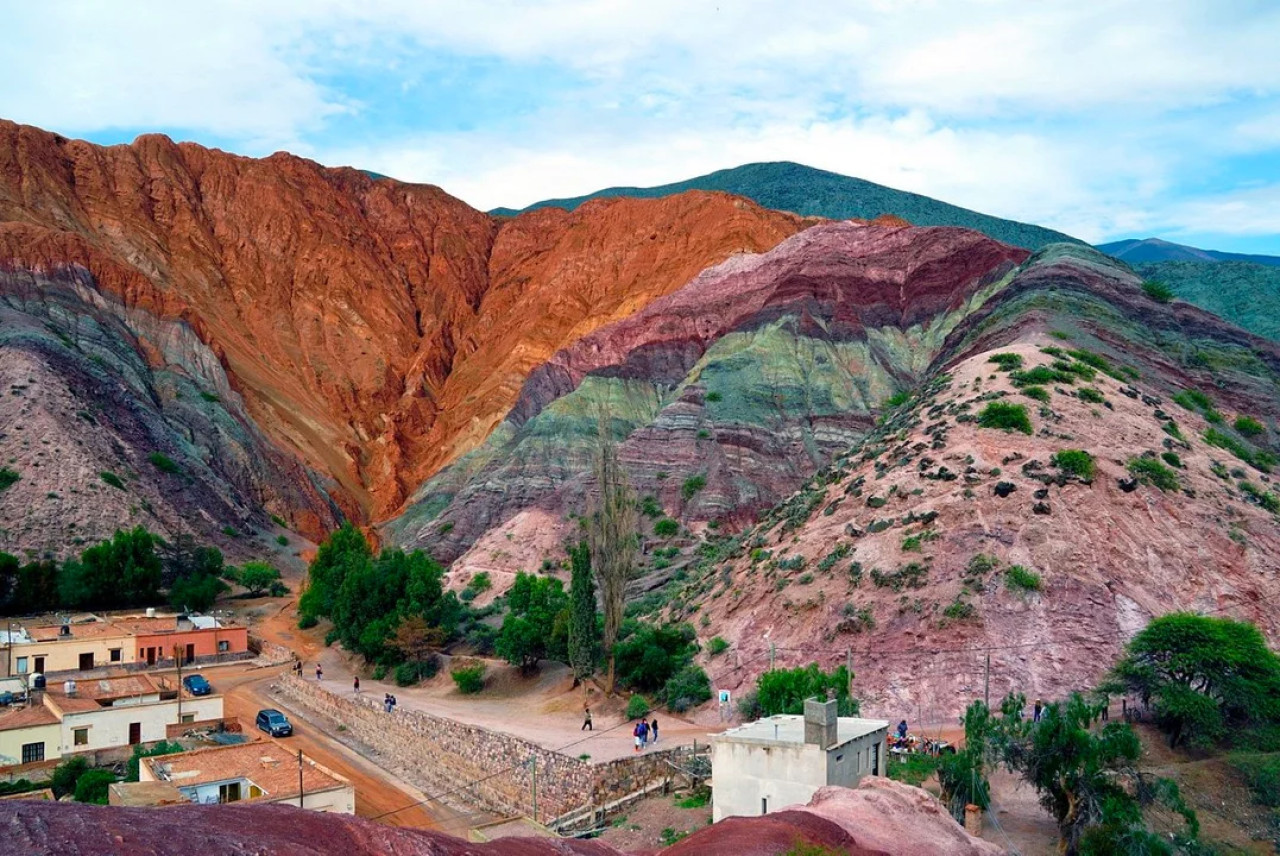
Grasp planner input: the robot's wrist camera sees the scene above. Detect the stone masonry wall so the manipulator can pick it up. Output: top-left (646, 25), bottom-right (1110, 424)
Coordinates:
top-left (275, 675), bottom-right (696, 820)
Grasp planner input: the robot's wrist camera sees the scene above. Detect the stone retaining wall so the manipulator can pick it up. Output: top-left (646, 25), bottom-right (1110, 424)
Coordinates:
top-left (275, 675), bottom-right (698, 820)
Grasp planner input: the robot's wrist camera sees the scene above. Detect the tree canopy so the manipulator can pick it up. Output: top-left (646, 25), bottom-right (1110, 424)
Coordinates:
top-left (495, 572), bottom-right (568, 672)
top-left (1107, 613), bottom-right (1280, 747)
top-left (754, 663), bottom-right (858, 717)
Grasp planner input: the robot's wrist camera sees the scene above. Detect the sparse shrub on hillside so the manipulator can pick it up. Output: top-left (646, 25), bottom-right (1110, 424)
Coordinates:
top-left (704, 390), bottom-right (722, 403)
top-left (470, 571), bottom-right (492, 592)
top-left (238, 561), bottom-right (281, 596)
top-left (1005, 565), bottom-right (1043, 592)
top-left (275, 534), bottom-right (288, 546)
top-left (0, 468), bottom-right (18, 491)
top-left (626, 694), bottom-right (651, 719)
top-left (941, 598), bottom-right (977, 623)
top-left (884, 390), bottom-right (911, 408)
top-left (977, 402), bottom-right (1032, 435)
top-left (664, 664), bottom-right (712, 712)
top-left (1010, 365), bottom-right (1074, 387)
top-left (394, 659), bottom-right (437, 686)
top-left (1235, 415), bottom-right (1266, 437)
top-left (99, 471), bottom-right (125, 490)
top-left (1021, 385), bottom-right (1049, 403)
top-left (1051, 449), bottom-right (1096, 481)
top-left (988, 353), bottom-right (1023, 371)
top-left (1163, 420), bottom-right (1185, 441)
top-left (870, 562), bottom-right (928, 592)
top-left (1127, 457), bottom-right (1180, 492)
top-left (1230, 754), bottom-right (1280, 807)
top-left (1161, 451), bottom-right (1182, 469)
top-left (817, 543), bottom-right (850, 573)
top-left (1077, 387), bottom-right (1105, 404)
top-left (1173, 389), bottom-right (1223, 423)
top-left (901, 534), bottom-right (922, 552)
top-left (681, 474), bottom-right (707, 501)
top-left (707, 636), bottom-right (729, 657)
top-left (777, 555), bottom-right (805, 572)
top-left (147, 452), bottom-right (181, 474)
top-left (1142, 280), bottom-right (1174, 303)
top-left (653, 518), bottom-right (679, 539)
top-left (641, 495), bottom-right (662, 518)
top-left (199, 391), bottom-right (221, 403)
top-left (450, 660), bottom-right (485, 694)
top-left (1204, 427), bottom-right (1274, 472)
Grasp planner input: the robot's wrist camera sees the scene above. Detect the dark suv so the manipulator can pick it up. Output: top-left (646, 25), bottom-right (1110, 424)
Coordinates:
top-left (255, 708), bottom-right (293, 737)
top-left (182, 674), bottom-right (212, 696)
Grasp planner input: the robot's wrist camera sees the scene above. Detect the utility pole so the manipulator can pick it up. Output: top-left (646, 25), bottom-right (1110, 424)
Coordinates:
top-left (845, 647), bottom-right (853, 706)
top-left (298, 750), bottom-right (304, 809)
top-left (983, 653), bottom-right (990, 710)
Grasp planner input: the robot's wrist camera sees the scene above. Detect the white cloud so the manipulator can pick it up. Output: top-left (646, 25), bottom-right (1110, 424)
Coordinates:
top-left (1162, 185), bottom-right (1280, 238)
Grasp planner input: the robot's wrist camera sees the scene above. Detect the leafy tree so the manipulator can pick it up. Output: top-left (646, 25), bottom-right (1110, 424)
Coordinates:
top-left (585, 420), bottom-right (639, 693)
top-left (7, 559), bottom-right (59, 614)
top-left (1107, 613), bottom-right (1280, 748)
top-left (937, 700), bottom-right (993, 820)
top-left (664, 664), bottom-right (711, 712)
top-left (59, 526), bottom-right (162, 609)
top-left (613, 620), bottom-right (699, 694)
top-left (496, 572), bottom-right (569, 672)
top-left (168, 571), bottom-right (227, 612)
top-left (298, 524), bottom-right (371, 621)
top-left (450, 660), bottom-right (486, 694)
top-left (653, 518), bottom-right (679, 539)
top-left (238, 561), bottom-right (281, 597)
top-left (159, 535), bottom-right (223, 587)
top-left (754, 663), bottom-right (858, 717)
top-left (392, 615), bottom-right (446, 667)
top-left (566, 541), bottom-right (599, 683)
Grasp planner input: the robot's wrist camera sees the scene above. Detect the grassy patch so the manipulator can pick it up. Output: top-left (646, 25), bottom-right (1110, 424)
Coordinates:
top-left (1005, 565), bottom-right (1043, 592)
top-left (884, 390), bottom-right (911, 408)
top-left (1204, 427), bottom-right (1275, 473)
top-left (1128, 457), bottom-right (1180, 491)
top-left (1235, 415), bottom-right (1265, 437)
top-left (199, 391), bottom-right (221, 403)
top-left (1021, 385), bottom-right (1049, 403)
top-left (99, 471), bottom-right (125, 490)
top-left (886, 753), bottom-right (940, 787)
top-left (1229, 753), bottom-right (1280, 807)
top-left (704, 390), bottom-right (722, 403)
top-left (0, 467), bottom-right (18, 491)
top-left (707, 636), bottom-right (729, 657)
top-left (1010, 365), bottom-right (1074, 387)
top-left (988, 352), bottom-right (1023, 371)
top-left (681, 474), bottom-right (707, 501)
top-left (977, 402), bottom-right (1032, 435)
top-left (1051, 449), bottom-right (1096, 480)
top-left (147, 452), bottom-right (181, 474)
top-left (675, 789), bottom-right (711, 809)
top-left (654, 518), bottom-right (679, 538)
top-left (1173, 388), bottom-right (1223, 423)
top-left (1077, 387), bottom-right (1105, 404)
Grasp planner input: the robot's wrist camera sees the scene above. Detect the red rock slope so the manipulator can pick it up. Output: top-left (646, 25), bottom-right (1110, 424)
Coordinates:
top-left (0, 119), bottom-right (805, 535)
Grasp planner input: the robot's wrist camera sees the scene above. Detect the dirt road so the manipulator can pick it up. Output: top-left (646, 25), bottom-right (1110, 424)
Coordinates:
top-left (204, 662), bottom-right (484, 833)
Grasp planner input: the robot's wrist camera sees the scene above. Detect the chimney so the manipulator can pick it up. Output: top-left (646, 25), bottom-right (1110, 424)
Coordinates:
top-left (804, 697), bottom-right (838, 749)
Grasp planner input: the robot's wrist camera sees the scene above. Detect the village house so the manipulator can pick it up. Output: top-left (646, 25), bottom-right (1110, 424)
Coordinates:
top-left (132, 742), bottom-right (355, 813)
top-left (709, 698), bottom-right (888, 822)
top-left (0, 612), bottom-right (248, 678)
top-left (0, 673), bottom-right (223, 767)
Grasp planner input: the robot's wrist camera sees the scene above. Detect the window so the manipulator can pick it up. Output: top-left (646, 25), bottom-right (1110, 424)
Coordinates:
top-left (15, 657), bottom-right (27, 674)
top-left (761, 797), bottom-right (769, 815)
top-left (217, 641), bottom-right (230, 653)
top-left (73, 728), bottom-right (89, 746)
top-left (181, 714), bottom-right (195, 724)
top-left (218, 782), bottom-right (242, 803)
top-left (109, 648), bottom-right (122, 663)
top-left (21, 742), bottom-right (44, 764)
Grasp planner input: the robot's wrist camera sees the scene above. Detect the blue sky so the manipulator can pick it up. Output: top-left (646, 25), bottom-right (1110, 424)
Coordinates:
top-left (2, 1), bottom-right (1278, 253)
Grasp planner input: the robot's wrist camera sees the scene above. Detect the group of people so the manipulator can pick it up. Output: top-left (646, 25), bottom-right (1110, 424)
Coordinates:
top-left (888, 719), bottom-right (952, 756)
top-left (383, 692), bottom-right (398, 713)
top-left (633, 716), bottom-right (659, 751)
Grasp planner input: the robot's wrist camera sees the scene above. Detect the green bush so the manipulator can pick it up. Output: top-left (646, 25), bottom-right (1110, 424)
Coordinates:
top-left (238, 561), bottom-right (281, 596)
top-left (372, 663), bottom-right (387, 680)
top-left (1021, 385), bottom-right (1049, 403)
top-left (988, 353), bottom-right (1023, 371)
top-left (1051, 449), bottom-right (1096, 480)
top-left (1077, 387), bottom-right (1105, 404)
top-left (942, 598), bottom-right (977, 622)
top-left (148, 452), bottom-right (181, 474)
top-left (977, 402), bottom-right (1032, 435)
top-left (470, 571), bottom-right (492, 592)
top-left (1010, 366), bottom-right (1074, 387)
top-left (1127, 457), bottom-right (1180, 491)
top-left (1204, 427), bottom-right (1273, 472)
top-left (1235, 415), bottom-right (1266, 437)
top-left (200, 391), bottom-right (221, 403)
top-left (653, 518), bottom-right (679, 539)
top-left (1161, 451), bottom-right (1182, 468)
top-left (756, 663), bottom-right (857, 717)
top-left (641, 496), bottom-right (663, 518)
top-left (51, 756), bottom-right (89, 798)
top-left (450, 661), bottom-right (486, 694)
top-left (681, 474), bottom-right (707, 501)
top-left (707, 636), bottom-right (729, 657)
top-left (1173, 389), bottom-right (1223, 422)
top-left (626, 694), bottom-right (651, 719)
top-left (394, 659), bottom-right (437, 686)
top-left (99, 471), bottom-right (125, 490)
top-left (73, 769), bottom-right (118, 804)
top-left (297, 613), bottom-right (318, 629)
top-left (1230, 754), bottom-right (1280, 807)
top-left (884, 390), bottom-right (911, 408)
top-left (0, 467), bottom-right (18, 491)
top-left (901, 534), bottom-right (922, 552)
top-left (664, 664), bottom-right (712, 712)
top-left (705, 390), bottom-right (722, 403)
top-left (1005, 565), bottom-right (1043, 592)
top-left (1142, 280), bottom-right (1174, 303)
top-left (887, 753), bottom-right (941, 787)
top-left (614, 621), bottom-right (698, 693)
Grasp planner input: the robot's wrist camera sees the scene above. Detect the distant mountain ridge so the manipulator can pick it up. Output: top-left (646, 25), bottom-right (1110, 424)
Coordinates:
top-left (492, 161), bottom-right (1083, 251)
top-left (1098, 237), bottom-right (1280, 267)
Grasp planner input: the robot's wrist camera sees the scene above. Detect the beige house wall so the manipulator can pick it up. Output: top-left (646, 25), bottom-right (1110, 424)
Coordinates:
top-left (4, 635), bottom-right (135, 675)
top-left (57, 696), bottom-right (223, 755)
top-left (0, 722), bottom-right (61, 767)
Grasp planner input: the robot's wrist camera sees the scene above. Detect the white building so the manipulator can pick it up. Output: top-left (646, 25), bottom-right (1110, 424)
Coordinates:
top-left (139, 741), bottom-right (355, 814)
top-left (710, 698), bottom-right (888, 822)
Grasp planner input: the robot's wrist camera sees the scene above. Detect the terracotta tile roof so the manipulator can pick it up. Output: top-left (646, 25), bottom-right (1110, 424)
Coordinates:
top-left (145, 742), bottom-right (349, 801)
top-left (48, 674), bottom-right (161, 701)
top-left (0, 704), bottom-right (59, 732)
top-left (27, 621), bottom-right (130, 642)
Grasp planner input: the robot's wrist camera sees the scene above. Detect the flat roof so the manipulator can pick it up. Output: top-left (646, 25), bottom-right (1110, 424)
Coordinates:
top-left (111, 616), bottom-right (235, 635)
top-left (108, 780), bottom-right (185, 807)
top-left (145, 741), bottom-right (349, 800)
top-left (713, 715), bottom-right (889, 749)
top-left (45, 674), bottom-right (168, 714)
top-left (27, 620), bottom-right (130, 642)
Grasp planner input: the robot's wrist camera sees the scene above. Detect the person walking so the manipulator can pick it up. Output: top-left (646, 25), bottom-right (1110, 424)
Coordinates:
top-left (650, 717), bottom-right (659, 744)
top-left (633, 720), bottom-right (643, 753)
top-left (582, 706), bottom-right (593, 731)
top-left (1033, 699), bottom-right (1042, 723)
top-left (384, 693), bottom-right (392, 713)
top-left (316, 663), bottom-right (323, 681)
top-left (639, 718), bottom-right (650, 750)
top-left (353, 675), bottom-right (360, 695)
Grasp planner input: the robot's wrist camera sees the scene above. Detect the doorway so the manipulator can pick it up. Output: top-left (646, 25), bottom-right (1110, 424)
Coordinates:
top-left (146, 647), bottom-right (156, 666)
top-left (185, 643), bottom-right (196, 664)
top-left (34, 656), bottom-right (45, 674)
top-left (78, 652), bottom-right (94, 671)
top-left (128, 722), bottom-right (141, 745)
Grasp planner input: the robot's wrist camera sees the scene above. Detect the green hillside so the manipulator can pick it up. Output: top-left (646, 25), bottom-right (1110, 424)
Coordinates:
top-left (1136, 260), bottom-right (1280, 342)
top-left (492, 161), bottom-right (1083, 251)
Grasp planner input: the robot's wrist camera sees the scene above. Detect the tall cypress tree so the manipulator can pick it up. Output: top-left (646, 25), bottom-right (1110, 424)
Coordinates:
top-left (567, 541), bottom-right (599, 683)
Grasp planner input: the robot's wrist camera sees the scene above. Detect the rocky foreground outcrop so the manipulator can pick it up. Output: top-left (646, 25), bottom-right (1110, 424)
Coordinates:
top-left (0, 778), bottom-right (1000, 855)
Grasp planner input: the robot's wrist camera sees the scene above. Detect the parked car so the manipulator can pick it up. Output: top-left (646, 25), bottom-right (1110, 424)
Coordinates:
top-left (256, 708), bottom-right (293, 737)
top-left (182, 674), bottom-right (212, 696)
